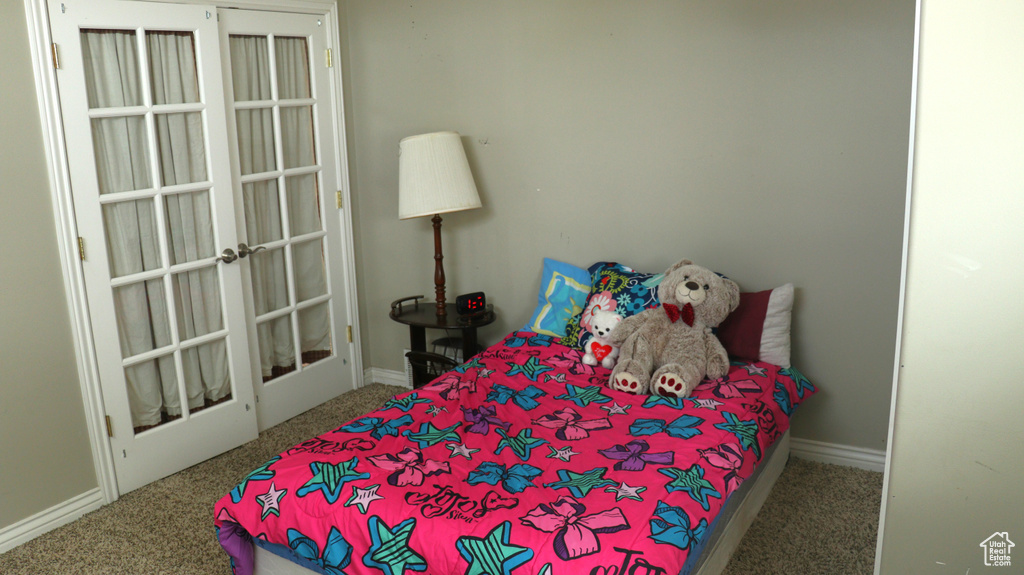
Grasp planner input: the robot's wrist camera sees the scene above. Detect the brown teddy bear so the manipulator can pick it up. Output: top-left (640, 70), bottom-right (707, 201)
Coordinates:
top-left (607, 259), bottom-right (739, 397)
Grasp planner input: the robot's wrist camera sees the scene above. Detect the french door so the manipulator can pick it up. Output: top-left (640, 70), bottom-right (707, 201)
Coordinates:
top-left (219, 9), bottom-right (354, 431)
top-left (48, 0), bottom-right (355, 494)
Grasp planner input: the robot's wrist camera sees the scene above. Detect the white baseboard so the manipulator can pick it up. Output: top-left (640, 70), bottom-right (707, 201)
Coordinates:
top-left (0, 488), bottom-right (104, 554)
top-left (364, 367), bottom-right (411, 389)
top-left (790, 437), bottom-right (886, 472)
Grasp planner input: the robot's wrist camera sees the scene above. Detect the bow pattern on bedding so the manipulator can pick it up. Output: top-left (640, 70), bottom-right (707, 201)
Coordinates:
top-left (215, 331), bottom-right (814, 575)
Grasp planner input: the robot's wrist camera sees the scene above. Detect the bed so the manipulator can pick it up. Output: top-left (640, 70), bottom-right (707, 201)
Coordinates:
top-left (215, 261), bottom-right (816, 575)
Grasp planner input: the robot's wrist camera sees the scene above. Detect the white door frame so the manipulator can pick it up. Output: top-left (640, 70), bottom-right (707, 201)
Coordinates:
top-left (873, 0), bottom-right (922, 572)
top-left (22, 0), bottom-right (362, 504)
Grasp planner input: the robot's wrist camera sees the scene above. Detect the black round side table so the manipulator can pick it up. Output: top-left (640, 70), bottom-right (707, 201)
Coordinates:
top-left (389, 296), bottom-right (495, 387)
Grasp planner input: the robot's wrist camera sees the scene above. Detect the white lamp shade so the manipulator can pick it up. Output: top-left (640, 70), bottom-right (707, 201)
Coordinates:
top-left (398, 131), bottom-right (482, 219)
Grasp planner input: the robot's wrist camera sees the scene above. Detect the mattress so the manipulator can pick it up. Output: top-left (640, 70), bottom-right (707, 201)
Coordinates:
top-left (215, 330), bottom-right (815, 575)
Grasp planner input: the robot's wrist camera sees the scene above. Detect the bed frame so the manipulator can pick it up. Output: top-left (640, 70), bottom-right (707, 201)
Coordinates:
top-left (690, 431), bottom-right (789, 575)
top-left (249, 431), bottom-right (790, 575)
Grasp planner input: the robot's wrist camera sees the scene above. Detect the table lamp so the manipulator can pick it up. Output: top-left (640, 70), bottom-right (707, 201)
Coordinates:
top-left (399, 131), bottom-right (482, 318)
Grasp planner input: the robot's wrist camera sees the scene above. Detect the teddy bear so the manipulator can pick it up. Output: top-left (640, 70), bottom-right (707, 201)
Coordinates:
top-left (582, 308), bottom-right (622, 369)
top-left (606, 259), bottom-right (739, 398)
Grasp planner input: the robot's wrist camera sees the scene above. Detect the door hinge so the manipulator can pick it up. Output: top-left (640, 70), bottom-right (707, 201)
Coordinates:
top-left (325, 48), bottom-right (333, 68)
top-left (346, 325), bottom-right (353, 343)
top-left (51, 43), bottom-right (60, 70)
top-left (77, 236), bottom-right (86, 261)
top-left (105, 415), bottom-right (113, 437)
top-left (336, 191), bottom-right (343, 209)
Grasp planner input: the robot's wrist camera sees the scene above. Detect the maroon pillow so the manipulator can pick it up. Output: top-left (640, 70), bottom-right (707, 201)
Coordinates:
top-left (716, 284), bottom-right (794, 367)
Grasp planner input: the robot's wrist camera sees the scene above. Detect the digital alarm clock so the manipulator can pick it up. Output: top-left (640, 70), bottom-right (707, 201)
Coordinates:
top-left (456, 292), bottom-right (486, 315)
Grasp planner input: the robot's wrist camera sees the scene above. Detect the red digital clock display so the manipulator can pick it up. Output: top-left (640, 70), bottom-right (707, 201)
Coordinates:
top-left (456, 292), bottom-right (486, 315)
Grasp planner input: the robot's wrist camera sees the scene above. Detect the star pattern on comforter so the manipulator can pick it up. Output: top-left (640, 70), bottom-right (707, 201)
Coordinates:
top-left (215, 331), bottom-right (815, 575)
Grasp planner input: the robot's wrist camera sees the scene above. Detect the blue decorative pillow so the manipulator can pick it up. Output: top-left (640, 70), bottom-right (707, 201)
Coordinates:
top-left (523, 258), bottom-right (592, 337)
top-left (561, 262), bottom-right (664, 350)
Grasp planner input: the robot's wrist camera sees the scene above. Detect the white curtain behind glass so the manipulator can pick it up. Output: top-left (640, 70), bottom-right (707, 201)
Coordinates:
top-left (82, 30), bottom-right (229, 428)
top-left (277, 36), bottom-right (331, 359)
top-left (229, 35), bottom-right (330, 380)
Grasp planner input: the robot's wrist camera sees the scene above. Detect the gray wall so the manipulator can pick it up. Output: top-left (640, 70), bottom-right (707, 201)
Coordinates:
top-left (878, 0), bottom-right (1024, 571)
top-left (344, 0), bottom-right (916, 450)
top-left (0, 0), bottom-right (97, 529)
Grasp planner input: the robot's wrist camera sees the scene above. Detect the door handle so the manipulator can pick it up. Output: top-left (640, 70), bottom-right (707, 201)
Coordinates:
top-left (237, 243), bottom-right (267, 258)
top-left (216, 248), bottom-right (238, 264)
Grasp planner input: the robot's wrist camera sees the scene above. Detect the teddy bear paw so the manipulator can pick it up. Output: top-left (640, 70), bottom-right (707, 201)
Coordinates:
top-left (611, 372), bottom-right (642, 394)
top-left (653, 373), bottom-right (690, 398)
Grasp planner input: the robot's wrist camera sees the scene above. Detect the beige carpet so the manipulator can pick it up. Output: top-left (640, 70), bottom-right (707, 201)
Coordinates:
top-left (0, 383), bottom-right (882, 574)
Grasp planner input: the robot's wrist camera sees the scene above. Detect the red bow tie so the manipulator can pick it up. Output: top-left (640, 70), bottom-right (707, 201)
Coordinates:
top-left (664, 303), bottom-right (694, 326)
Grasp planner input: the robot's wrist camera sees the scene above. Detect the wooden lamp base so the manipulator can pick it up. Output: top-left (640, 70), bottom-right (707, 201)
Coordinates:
top-left (432, 214), bottom-right (446, 318)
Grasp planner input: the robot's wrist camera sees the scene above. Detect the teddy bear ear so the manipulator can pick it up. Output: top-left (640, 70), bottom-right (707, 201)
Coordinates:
top-left (723, 277), bottom-right (741, 311)
top-left (665, 258), bottom-right (694, 274)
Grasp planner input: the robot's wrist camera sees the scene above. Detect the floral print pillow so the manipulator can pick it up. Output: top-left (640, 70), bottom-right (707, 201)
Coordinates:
top-left (560, 262), bottom-right (664, 350)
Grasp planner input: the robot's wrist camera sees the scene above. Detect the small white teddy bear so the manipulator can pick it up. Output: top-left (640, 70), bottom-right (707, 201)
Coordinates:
top-left (582, 308), bottom-right (623, 369)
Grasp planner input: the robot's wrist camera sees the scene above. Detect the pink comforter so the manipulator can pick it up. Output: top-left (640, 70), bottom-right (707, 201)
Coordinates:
top-left (215, 331), bottom-right (814, 575)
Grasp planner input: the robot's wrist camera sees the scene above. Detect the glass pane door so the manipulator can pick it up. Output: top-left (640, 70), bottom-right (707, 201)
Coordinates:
top-left (230, 33), bottom-right (332, 383)
top-left (221, 9), bottom-right (355, 430)
top-left (50, 0), bottom-right (257, 494)
top-left (83, 28), bottom-right (234, 433)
